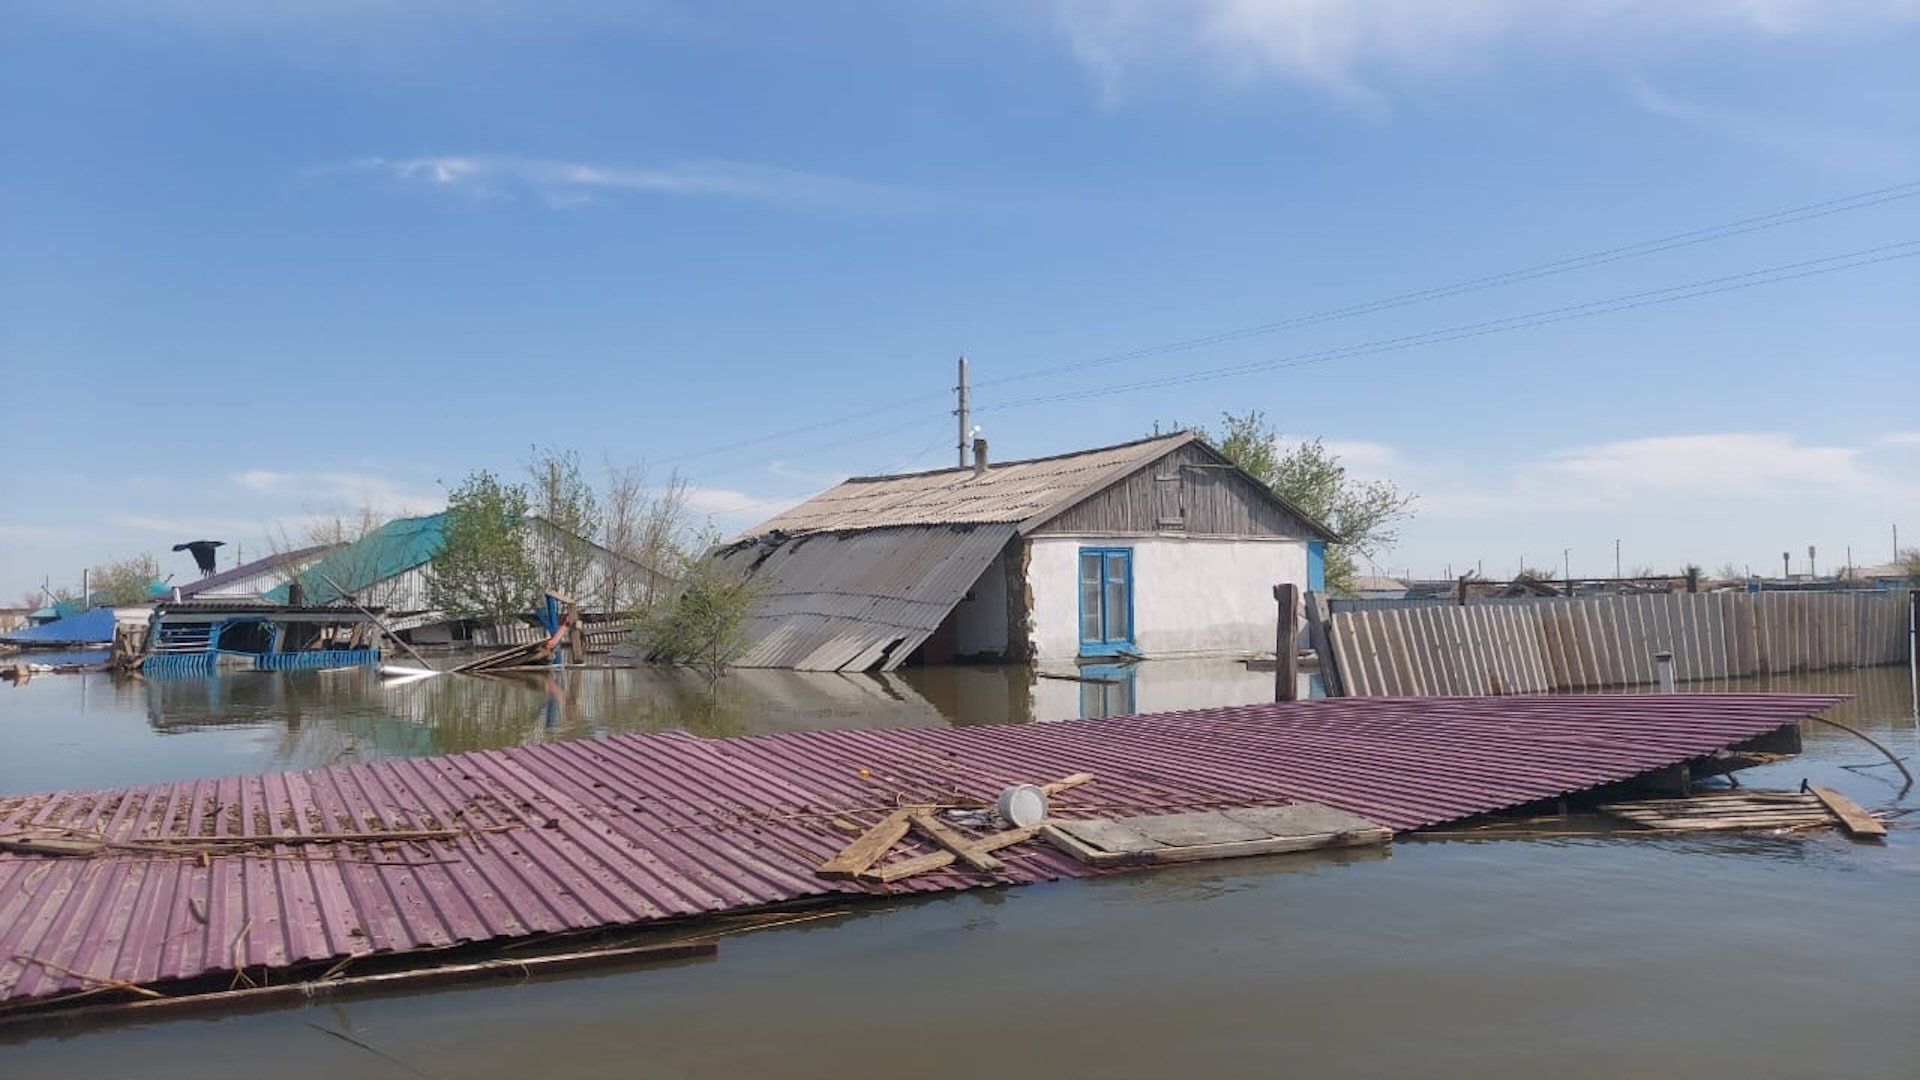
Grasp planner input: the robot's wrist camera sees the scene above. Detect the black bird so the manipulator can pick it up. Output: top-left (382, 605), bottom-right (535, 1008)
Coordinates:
top-left (172, 540), bottom-right (225, 577)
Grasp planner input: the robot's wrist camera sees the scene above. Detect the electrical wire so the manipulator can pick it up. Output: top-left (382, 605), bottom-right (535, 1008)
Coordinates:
top-left (976, 240), bottom-right (1920, 412)
top-left (646, 178), bottom-right (1919, 466)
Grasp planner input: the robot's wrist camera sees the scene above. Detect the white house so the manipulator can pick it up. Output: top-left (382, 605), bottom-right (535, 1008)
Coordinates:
top-left (716, 432), bottom-right (1336, 671)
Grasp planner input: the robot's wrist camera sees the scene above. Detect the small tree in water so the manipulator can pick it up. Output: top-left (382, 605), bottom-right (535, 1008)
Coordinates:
top-left (429, 470), bottom-right (539, 622)
top-left (638, 538), bottom-right (762, 681)
top-left (1206, 411), bottom-right (1414, 597)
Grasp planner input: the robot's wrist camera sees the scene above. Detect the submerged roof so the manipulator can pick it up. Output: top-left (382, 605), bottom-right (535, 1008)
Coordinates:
top-left (714, 523), bottom-right (1017, 671)
top-left (0, 693), bottom-right (1842, 1009)
top-left (743, 432), bottom-right (1202, 536)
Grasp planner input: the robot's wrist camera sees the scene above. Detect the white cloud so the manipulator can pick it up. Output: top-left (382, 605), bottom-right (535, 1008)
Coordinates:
top-left (344, 155), bottom-right (905, 210)
top-left (230, 469), bottom-right (442, 519)
top-left (1878, 432), bottom-right (1920, 447)
top-left (1051, 0), bottom-right (1920, 99)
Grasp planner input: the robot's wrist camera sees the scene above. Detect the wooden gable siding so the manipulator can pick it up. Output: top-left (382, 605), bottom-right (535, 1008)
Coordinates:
top-left (1027, 442), bottom-right (1322, 539)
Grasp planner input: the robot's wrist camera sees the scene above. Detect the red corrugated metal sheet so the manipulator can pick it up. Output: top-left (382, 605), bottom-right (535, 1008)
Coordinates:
top-left (0, 693), bottom-right (1839, 1008)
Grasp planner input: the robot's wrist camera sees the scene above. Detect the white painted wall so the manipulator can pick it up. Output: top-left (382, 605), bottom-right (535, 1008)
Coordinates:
top-left (952, 551), bottom-right (1008, 657)
top-left (1026, 535), bottom-right (1307, 661)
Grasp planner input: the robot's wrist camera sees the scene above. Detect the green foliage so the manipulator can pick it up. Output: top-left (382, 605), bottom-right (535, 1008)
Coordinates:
top-left (429, 470), bottom-right (539, 621)
top-left (1206, 411), bottom-right (1415, 597)
top-left (90, 554), bottom-right (162, 606)
top-left (526, 446), bottom-right (601, 600)
top-left (639, 540), bottom-right (762, 681)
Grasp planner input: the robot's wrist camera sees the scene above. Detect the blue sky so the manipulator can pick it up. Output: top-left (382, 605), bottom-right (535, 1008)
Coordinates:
top-left (3, 0), bottom-right (1917, 600)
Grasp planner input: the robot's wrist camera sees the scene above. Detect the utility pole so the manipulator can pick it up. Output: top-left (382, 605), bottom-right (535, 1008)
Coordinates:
top-left (955, 355), bottom-right (971, 469)
top-left (1614, 538), bottom-right (1621, 580)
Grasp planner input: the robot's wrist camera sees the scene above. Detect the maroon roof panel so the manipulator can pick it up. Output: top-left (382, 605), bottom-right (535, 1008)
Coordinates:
top-left (0, 693), bottom-right (1839, 1007)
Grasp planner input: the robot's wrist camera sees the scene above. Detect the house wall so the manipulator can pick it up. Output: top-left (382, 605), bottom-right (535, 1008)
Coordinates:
top-left (1026, 535), bottom-right (1308, 661)
top-left (952, 550), bottom-right (1010, 657)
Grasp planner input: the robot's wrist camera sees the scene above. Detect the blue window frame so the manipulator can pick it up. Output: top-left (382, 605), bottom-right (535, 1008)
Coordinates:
top-left (1077, 547), bottom-right (1134, 656)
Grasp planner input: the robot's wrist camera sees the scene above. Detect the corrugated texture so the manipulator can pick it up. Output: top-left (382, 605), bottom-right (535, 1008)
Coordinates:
top-left (714, 524), bottom-right (1016, 671)
top-left (267, 515), bottom-right (448, 605)
top-left (1329, 591), bottom-right (1908, 695)
top-left (743, 433), bottom-right (1193, 535)
top-left (176, 545), bottom-right (337, 600)
top-left (0, 608), bottom-right (117, 646)
top-left (0, 693), bottom-right (1839, 1009)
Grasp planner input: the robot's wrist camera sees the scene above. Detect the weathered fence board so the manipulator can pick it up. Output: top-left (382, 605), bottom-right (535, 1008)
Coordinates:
top-left (1325, 590), bottom-right (1909, 696)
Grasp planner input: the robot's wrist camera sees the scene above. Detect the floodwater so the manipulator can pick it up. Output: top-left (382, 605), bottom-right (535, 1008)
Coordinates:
top-left (1, 665), bottom-right (1916, 1079)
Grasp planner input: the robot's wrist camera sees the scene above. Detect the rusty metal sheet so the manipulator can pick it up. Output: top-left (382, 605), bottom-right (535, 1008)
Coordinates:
top-left (714, 523), bottom-right (1017, 671)
top-left (0, 693), bottom-right (1842, 1009)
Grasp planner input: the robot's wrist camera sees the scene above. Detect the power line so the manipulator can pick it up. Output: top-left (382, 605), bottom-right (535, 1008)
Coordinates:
top-left (971, 180), bottom-right (1920, 389)
top-left (645, 178), bottom-right (1919, 468)
top-left (978, 240), bottom-right (1920, 411)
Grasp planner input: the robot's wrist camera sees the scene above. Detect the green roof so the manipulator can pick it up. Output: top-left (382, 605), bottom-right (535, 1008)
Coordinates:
top-left (267, 513), bottom-right (448, 604)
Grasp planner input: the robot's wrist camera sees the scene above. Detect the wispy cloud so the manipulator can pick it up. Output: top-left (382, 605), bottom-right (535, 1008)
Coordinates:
top-left (232, 469), bottom-right (443, 519)
top-left (1876, 432), bottom-right (1920, 447)
top-left (342, 155), bottom-right (907, 210)
top-left (1051, 0), bottom-right (1920, 101)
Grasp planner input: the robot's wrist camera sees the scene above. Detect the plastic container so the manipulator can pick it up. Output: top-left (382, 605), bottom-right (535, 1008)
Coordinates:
top-left (995, 784), bottom-right (1049, 828)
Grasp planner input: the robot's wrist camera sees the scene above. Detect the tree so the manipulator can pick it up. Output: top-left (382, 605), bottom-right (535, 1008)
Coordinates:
top-left (428, 470), bottom-right (538, 622)
top-left (90, 554), bottom-right (163, 606)
top-left (1902, 547), bottom-right (1920, 587)
top-left (1206, 411), bottom-right (1415, 597)
top-left (599, 462), bottom-right (691, 613)
top-left (1713, 561), bottom-right (1745, 582)
top-left (525, 446), bottom-right (601, 600)
top-left (638, 536), bottom-right (762, 681)
top-left (269, 503), bottom-right (389, 599)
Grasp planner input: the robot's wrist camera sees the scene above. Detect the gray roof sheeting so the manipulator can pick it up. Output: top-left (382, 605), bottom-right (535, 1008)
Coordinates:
top-left (741, 433), bottom-right (1194, 536)
top-left (715, 523), bottom-right (1016, 671)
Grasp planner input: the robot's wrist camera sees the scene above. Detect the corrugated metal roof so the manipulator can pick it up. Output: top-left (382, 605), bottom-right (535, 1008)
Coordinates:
top-left (267, 515), bottom-right (448, 604)
top-left (0, 607), bottom-right (117, 646)
top-left (176, 544), bottom-right (336, 600)
top-left (742, 433), bottom-right (1195, 536)
top-left (715, 523), bottom-right (1016, 671)
top-left (0, 693), bottom-right (1838, 1009)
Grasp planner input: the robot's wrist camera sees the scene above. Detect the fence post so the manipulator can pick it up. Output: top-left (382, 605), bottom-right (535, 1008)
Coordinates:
top-left (1274, 583), bottom-right (1299, 702)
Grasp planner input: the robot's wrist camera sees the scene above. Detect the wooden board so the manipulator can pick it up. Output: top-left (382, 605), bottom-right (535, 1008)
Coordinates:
top-left (1805, 784), bottom-right (1888, 839)
top-left (908, 812), bottom-right (1005, 872)
top-left (1600, 792), bottom-right (1836, 832)
top-left (1042, 804), bottom-right (1390, 867)
top-left (816, 809), bottom-right (918, 878)
top-left (856, 825), bottom-right (1042, 884)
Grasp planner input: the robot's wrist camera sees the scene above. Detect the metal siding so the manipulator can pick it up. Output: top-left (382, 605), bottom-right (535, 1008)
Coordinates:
top-left (0, 693), bottom-right (1840, 1008)
top-left (717, 524), bottom-right (1018, 671)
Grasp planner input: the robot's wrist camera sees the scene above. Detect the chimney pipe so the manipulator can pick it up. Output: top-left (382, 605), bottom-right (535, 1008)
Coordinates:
top-left (973, 437), bottom-right (989, 476)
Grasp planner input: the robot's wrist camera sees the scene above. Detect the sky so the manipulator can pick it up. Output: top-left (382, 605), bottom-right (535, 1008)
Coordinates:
top-left (2, 0), bottom-right (1917, 602)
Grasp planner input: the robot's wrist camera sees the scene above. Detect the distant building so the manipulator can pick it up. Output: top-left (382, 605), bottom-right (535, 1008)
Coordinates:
top-left (266, 512), bottom-right (671, 638)
top-left (171, 544), bottom-right (339, 603)
top-left (715, 432), bottom-right (1335, 671)
top-left (1350, 575), bottom-right (1409, 601)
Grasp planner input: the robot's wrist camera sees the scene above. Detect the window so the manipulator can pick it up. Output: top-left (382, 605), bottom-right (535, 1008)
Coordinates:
top-left (1078, 547), bottom-right (1133, 655)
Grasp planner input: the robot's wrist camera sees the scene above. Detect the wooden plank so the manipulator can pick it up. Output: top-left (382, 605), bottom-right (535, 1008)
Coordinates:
top-left (857, 825), bottom-right (1043, 884)
top-left (1042, 772), bottom-right (1096, 796)
top-left (1042, 821), bottom-right (1385, 867)
top-left (908, 812), bottom-right (1005, 872)
top-left (816, 808), bottom-right (917, 878)
top-left (1220, 804), bottom-right (1392, 840)
top-left (1805, 785), bottom-right (1888, 838)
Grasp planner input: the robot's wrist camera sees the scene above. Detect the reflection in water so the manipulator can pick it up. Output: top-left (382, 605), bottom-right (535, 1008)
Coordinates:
top-left (3, 659), bottom-right (1914, 796)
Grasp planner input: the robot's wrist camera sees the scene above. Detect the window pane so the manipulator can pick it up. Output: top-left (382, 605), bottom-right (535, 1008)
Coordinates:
top-left (1104, 553), bottom-right (1130, 642)
top-left (1080, 553), bottom-right (1104, 641)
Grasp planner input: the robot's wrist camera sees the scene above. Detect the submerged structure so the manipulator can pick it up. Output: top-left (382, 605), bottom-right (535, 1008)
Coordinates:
top-left (0, 692), bottom-right (1841, 1025)
top-left (719, 432), bottom-right (1336, 671)
top-left (140, 601), bottom-right (383, 676)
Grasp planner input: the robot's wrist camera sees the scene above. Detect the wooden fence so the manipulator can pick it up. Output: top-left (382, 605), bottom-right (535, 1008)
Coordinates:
top-left (1325, 590), bottom-right (1912, 697)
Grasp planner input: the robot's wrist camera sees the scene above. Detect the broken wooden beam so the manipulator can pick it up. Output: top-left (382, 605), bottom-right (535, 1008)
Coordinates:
top-left (856, 825), bottom-right (1043, 885)
top-left (907, 812), bottom-right (1005, 873)
top-left (816, 809), bottom-right (919, 878)
top-left (1804, 784), bottom-right (1887, 839)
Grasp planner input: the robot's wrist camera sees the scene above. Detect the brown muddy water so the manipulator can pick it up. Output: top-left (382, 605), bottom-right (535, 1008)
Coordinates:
top-left (1, 664), bottom-right (1916, 1079)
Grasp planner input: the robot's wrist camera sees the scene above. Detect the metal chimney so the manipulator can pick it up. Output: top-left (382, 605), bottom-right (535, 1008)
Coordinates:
top-left (973, 437), bottom-right (989, 476)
